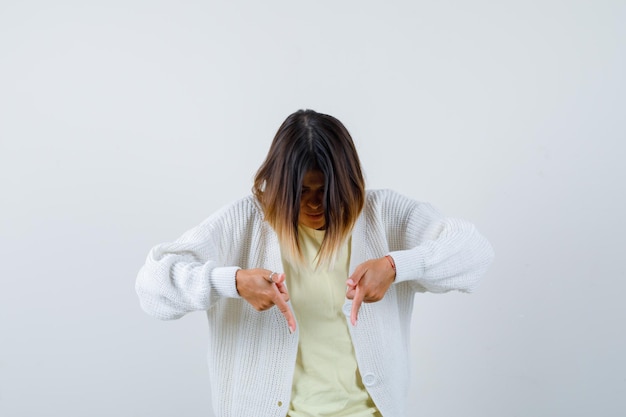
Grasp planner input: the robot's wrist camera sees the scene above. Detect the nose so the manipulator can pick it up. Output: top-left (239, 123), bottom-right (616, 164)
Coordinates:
top-left (306, 194), bottom-right (322, 209)
top-left (307, 200), bottom-right (321, 210)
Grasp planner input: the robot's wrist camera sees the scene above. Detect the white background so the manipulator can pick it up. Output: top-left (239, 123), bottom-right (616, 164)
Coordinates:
top-left (1, 1), bottom-right (624, 416)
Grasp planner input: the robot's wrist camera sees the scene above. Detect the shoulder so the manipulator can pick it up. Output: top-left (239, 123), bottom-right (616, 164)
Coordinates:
top-left (197, 195), bottom-right (264, 232)
top-left (364, 189), bottom-right (442, 221)
top-left (364, 189), bottom-right (420, 211)
top-left (166, 195), bottom-right (265, 247)
top-left (226, 195), bottom-right (263, 217)
top-left (213, 195), bottom-right (261, 216)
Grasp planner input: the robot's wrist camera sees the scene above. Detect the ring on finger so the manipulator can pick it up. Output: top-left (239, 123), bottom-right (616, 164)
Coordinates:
top-left (267, 271), bottom-right (277, 283)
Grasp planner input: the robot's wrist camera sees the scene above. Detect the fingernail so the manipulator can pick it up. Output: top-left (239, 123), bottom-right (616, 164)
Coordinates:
top-left (347, 279), bottom-right (355, 286)
top-left (289, 325), bottom-right (295, 334)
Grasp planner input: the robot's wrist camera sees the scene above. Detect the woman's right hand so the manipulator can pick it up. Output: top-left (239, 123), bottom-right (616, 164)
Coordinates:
top-left (235, 269), bottom-right (296, 333)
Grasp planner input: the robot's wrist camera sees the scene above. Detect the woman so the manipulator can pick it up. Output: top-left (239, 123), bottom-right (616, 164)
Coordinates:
top-left (136, 109), bottom-right (494, 417)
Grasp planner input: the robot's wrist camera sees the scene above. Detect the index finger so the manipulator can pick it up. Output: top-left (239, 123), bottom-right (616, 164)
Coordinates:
top-left (272, 285), bottom-right (296, 333)
top-left (350, 284), bottom-right (365, 326)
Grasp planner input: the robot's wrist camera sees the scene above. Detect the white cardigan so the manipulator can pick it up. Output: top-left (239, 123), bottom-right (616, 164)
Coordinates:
top-left (136, 189), bottom-right (494, 417)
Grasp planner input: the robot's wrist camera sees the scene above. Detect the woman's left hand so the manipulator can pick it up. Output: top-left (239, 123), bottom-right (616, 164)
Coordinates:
top-left (346, 256), bottom-right (396, 326)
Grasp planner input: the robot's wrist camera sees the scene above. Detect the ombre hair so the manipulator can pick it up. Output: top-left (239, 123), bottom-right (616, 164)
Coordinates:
top-left (253, 109), bottom-right (366, 267)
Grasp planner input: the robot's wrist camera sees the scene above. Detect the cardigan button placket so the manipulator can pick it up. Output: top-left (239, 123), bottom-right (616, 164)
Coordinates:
top-left (362, 373), bottom-right (377, 386)
top-left (342, 302), bottom-right (352, 317)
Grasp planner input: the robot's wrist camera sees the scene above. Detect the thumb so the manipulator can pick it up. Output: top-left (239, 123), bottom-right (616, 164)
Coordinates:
top-left (275, 274), bottom-right (290, 302)
top-left (273, 272), bottom-right (286, 285)
top-left (347, 264), bottom-right (365, 288)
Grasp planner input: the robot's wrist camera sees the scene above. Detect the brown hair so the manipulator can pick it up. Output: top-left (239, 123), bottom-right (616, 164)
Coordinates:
top-left (253, 109), bottom-right (366, 266)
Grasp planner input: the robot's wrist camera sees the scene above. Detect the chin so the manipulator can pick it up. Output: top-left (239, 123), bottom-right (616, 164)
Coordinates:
top-left (300, 220), bottom-right (325, 230)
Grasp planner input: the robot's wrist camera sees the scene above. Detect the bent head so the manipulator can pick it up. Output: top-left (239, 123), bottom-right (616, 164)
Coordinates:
top-left (254, 109), bottom-right (365, 264)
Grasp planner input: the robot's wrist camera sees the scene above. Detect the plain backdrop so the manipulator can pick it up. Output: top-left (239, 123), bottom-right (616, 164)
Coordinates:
top-left (1, 1), bottom-right (624, 416)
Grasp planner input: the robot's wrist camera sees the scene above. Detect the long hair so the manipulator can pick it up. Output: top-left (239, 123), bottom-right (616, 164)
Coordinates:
top-left (253, 109), bottom-right (366, 267)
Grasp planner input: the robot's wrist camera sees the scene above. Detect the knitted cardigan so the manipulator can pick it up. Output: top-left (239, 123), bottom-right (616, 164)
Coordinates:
top-left (136, 189), bottom-right (494, 417)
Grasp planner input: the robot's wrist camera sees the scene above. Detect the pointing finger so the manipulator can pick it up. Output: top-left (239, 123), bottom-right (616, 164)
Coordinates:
top-left (350, 284), bottom-right (365, 326)
top-left (272, 284), bottom-right (296, 333)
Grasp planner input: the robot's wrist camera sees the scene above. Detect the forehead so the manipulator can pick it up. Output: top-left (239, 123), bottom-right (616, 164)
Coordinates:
top-left (302, 170), bottom-right (325, 187)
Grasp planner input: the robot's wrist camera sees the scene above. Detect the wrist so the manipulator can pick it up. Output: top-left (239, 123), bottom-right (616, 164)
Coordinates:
top-left (384, 255), bottom-right (396, 280)
top-left (235, 268), bottom-right (242, 295)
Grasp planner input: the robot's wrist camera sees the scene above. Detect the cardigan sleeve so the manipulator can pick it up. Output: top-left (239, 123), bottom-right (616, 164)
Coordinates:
top-left (135, 203), bottom-right (245, 320)
top-left (384, 192), bottom-right (494, 293)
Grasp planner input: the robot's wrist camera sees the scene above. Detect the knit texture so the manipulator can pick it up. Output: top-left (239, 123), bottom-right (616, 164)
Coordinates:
top-left (136, 189), bottom-right (494, 417)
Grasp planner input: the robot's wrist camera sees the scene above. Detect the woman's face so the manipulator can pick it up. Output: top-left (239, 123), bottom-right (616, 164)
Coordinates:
top-left (299, 170), bottom-right (326, 230)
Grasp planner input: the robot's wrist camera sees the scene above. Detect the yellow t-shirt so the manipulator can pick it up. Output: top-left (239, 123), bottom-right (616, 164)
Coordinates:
top-left (282, 225), bottom-right (381, 417)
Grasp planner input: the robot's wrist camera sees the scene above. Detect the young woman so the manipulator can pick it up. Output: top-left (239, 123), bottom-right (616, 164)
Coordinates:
top-left (136, 109), bottom-right (494, 417)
